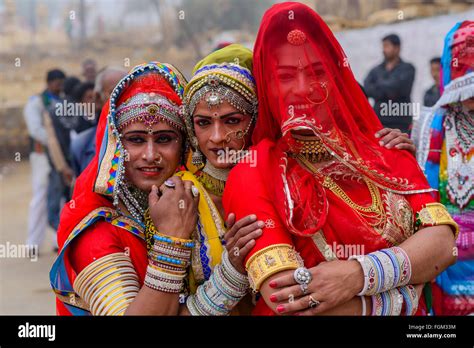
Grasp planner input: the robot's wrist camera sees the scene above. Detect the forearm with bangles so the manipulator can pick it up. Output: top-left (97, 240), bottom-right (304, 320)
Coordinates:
top-left (186, 249), bottom-right (249, 316)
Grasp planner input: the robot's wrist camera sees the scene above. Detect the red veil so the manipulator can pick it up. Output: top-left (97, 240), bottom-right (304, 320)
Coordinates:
top-left (250, 2), bottom-right (433, 237)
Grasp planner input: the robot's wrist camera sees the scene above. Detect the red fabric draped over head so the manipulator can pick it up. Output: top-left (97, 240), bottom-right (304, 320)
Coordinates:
top-left (250, 2), bottom-right (433, 237)
top-left (57, 66), bottom-right (184, 250)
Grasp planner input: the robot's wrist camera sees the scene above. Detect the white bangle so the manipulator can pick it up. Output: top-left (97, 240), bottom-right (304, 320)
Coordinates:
top-left (360, 296), bottom-right (366, 316)
top-left (349, 255), bottom-right (369, 296)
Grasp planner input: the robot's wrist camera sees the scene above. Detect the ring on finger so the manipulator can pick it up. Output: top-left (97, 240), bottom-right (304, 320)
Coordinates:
top-left (191, 185), bottom-right (199, 198)
top-left (164, 179), bottom-right (176, 189)
top-left (294, 267), bottom-right (312, 285)
top-left (309, 295), bottom-right (320, 308)
top-left (300, 283), bottom-right (308, 295)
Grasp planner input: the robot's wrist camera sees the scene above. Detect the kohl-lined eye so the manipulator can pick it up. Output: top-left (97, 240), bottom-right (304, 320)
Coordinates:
top-left (125, 136), bottom-right (145, 144)
top-left (195, 118), bottom-right (211, 127)
top-left (225, 117), bottom-right (243, 125)
top-left (156, 134), bottom-right (177, 144)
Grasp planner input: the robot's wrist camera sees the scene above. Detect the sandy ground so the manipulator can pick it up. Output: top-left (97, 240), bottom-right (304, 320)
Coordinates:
top-left (0, 160), bottom-right (57, 315)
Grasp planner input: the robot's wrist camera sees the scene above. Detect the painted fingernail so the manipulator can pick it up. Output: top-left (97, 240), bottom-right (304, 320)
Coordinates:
top-left (269, 281), bottom-right (277, 288)
top-left (255, 229), bottom-right (263, 234)
top-left (276, 305), bottom-right (285, 313)
top-left (270, 295), bottom-right (278, 303)
top-left (375, 133), bottom-right (380, 138)
top-left (258, 221), bottom-right (265, 228)
top-left (379, 141), bottom-right (384, 146)
top-left (250, 215), bottom-right (257, 221)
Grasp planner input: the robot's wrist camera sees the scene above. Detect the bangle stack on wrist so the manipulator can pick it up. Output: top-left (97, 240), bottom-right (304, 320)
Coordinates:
top-left (371, 288), bottom-right (403, 316)
top-left (370, 285), bottom-right (419, 316)
top-left (398, 284), bottom-right (419, 316)
top-left (350, 246), bottom-right (412, 296)
top-left (187, 250), bottom-right (249, 316)
top-left (144, 231), bottom-right (194, 293)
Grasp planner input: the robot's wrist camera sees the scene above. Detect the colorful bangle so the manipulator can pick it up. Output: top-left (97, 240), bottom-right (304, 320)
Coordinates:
top-left (371, 288), bottom-right (403, 316)
top-left (146, 264), bottom-right (186, 280)
top-left (351, 247), bottom-right (412, 296)
top-left (152, 242), bottom-right (192, 258)
top-left (398, 285), bottom-right (419, 316)
top-left (185, 250), bottom-right (249, 316)
top-left (153, 233), bottom-right (195, 249)
top-left (148, 259), bottom-right (185, 274)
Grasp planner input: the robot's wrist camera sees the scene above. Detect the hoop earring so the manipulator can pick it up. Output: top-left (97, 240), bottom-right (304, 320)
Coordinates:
top-left (306, 82), bottom-right (328, 105)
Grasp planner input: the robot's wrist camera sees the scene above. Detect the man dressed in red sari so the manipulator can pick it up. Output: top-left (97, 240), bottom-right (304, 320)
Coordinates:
top-left (224, 2), bottom-right (458, 316)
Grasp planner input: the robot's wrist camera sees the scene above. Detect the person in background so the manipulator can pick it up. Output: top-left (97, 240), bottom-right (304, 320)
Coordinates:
top-left (70, 67), bottom-right (126, 176)
top-left (423, 57), bottom-right (442, 107)
top-left (413, 21), bottom-right (473, 316)
top-left (364, 34), bottom-right (415, 133)
top-left (63, 76), bottom-right (81, 102)
top-left (23, 69), bottom-right (65, 252)
top-left (81, 58), bottom-right (97, 83)
top-left (71, 81), bottom-right (96, 134)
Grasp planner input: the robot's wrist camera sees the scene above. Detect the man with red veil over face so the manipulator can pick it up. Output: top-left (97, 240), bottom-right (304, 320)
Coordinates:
top-left (223, 2), bottom-right (458, 316)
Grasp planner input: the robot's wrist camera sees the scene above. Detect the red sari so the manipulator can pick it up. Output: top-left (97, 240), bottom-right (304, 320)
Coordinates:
top-left (223, 3), bottom-right (456, 316)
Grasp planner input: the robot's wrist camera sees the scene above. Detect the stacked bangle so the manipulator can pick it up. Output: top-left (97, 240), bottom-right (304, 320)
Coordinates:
top-left (186, 250), bottom-right (249, 316)
top-left (350, 246), bottom-right (412, 296)
top-left (144, 230), bottom-right (194, 294)
top-left (371, 288), bottom-right (403, 316)
top-left (398, 285), bottom-right (419, 316)
top-left (368, 285), bottom-right (419, 316)
top-left (153, 233), bottom-right (195, 248)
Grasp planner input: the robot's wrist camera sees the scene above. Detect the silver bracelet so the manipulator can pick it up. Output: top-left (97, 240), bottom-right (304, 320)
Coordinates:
top-left (221, 249), bottom-right (249, 288)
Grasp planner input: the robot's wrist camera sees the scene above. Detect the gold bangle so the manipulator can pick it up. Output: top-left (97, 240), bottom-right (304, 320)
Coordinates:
top-left (73, 253), bottom-right (140, 315)
top-left (415, 203), bottom-right (459, 239)
top-left (245, 244), bottom-right (303, 292)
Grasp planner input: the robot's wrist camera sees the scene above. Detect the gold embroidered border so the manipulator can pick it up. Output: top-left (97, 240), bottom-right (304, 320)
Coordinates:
top-left (245, 244), bottom-right (303, 292)
top-left (416, 203), bottom-right (459, 239)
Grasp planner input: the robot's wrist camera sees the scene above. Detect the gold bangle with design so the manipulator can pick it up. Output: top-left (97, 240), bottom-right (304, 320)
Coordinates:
top-left (245, 243), bottom-right (304, 292)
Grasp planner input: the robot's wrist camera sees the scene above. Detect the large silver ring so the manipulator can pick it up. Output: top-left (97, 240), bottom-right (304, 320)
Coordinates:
top-left (191, 185), bottom-right (199, 198)
top-left (164, 179), bottom-right (176, 189)
top-left (294, 267), bottom-right (312, 285)
top-left (309, 295), bottom-right (320, 308)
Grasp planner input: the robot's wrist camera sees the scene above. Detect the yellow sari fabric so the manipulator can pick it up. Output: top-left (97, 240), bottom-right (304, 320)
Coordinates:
top-left (176, 170), bottom-right (225, 293)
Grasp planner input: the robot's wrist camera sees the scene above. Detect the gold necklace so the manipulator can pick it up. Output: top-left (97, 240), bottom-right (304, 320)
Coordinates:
top-left (197, 162), bottom-right (230, 197)
top-left (197, 171), bottom-right (226, 197)
top-left (289, 134), bottom-right (333, 163)
top-left (297, 154), bottom-right (386, 227)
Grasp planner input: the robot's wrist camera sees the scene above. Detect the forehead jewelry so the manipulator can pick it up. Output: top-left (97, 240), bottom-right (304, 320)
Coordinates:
top-left (287, 29), bottom-right (307, 46)
top-left (205, 76), bottom-right (223, 109)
